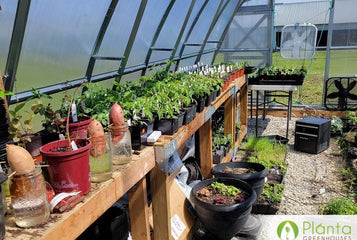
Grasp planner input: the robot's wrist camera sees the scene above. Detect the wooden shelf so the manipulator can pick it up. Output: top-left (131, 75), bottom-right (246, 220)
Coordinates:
top-left (150, 75), bottom-right (248, 240)
top-left (4, 147), bottom-right (155, 240)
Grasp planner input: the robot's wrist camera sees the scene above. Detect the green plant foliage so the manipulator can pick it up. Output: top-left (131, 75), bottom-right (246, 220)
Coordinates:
top-left (211, 181), bottom-right (240, 197)
top-left (319, 197), bottom-right (357, 215)
top-left (0, 89), bottom-right (14, 99)
top-left (260, 183), bottom-right (284, 204)
top-left (240, 136), bottom-right (288, 173)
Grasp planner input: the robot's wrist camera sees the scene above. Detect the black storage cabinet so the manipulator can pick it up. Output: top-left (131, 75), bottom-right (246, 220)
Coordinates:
top-left (294, 117), bottom-right (331, 154)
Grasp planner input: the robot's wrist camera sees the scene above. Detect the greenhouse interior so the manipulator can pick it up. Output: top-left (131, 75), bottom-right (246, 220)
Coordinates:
top-left (0, 0), bottom-right (356, 239)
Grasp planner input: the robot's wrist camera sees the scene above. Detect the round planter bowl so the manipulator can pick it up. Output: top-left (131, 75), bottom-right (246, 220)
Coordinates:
top-left (212, 162), bottom-right (268, 199)
top-left (190, 177), bottom-right (256, 240)
top-left (40, 138), bottom-right (91, 195)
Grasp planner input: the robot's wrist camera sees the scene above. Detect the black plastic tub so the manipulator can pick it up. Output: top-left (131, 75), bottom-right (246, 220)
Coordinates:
top-left (190, 177), bottom-right (256, 240)
top-left (212, 162), bottom-right (268, 199)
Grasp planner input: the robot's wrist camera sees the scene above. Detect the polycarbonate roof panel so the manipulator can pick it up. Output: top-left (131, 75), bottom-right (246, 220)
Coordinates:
top-left (93, 0), bottom-right (141, 76)
top-left (186, 0), bottom-right (221, 47)
top-left (15, 0), bottom-right (111, 92)
top-left (154, 0), bottom-right (191, 50)
top-left (243, 0), bottom-right (269, 6)
top-left (0, 1), bottom-right (17, 72)
top-left (126, 0), bottom-right (171, 68)
top-left (174, 0), bottom-right (207, 58)
top-left (209, 0), bottom-right (240, 41)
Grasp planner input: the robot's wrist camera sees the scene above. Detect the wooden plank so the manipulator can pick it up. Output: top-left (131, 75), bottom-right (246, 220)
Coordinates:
top-left (199, 120), bottom-right (213, 179)
top-left (128, 177), bottom-right (151, 240)
top-left (169, 180), bottom-right (194, 240)
top-left (150, 163), bottom-right (172, 240)
top-left (5, 147), bottom-right (155, 240)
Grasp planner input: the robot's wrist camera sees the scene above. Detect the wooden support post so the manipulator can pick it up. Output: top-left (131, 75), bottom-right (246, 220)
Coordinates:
top-left (240, 83), bottom-right (248, 127)
top-left (128, 177), bottom-right (151, 240)
top-left (150, 163), bottom-right (172, 240)
top-left (224, 95), bottom-right (234, 138)
top-left (199, 119), bottom-right (213, 178)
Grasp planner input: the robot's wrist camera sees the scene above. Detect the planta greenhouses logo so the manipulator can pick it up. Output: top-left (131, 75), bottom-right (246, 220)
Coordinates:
top-left (277, 220), bottom-right (299, 240)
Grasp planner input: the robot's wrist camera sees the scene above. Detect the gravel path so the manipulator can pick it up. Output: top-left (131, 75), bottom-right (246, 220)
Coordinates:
top-left (246, 116), bottom-right (347, 215)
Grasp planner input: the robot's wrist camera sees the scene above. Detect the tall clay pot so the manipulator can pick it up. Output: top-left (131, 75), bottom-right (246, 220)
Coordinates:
top-left (40, 138), bottom-right (91, 195)
top-left (190, 177), bottom-right (256, 240)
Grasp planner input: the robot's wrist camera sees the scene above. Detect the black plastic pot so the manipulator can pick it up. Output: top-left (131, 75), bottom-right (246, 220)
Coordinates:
top-left (130, 119), bottom-right (154, 150)
top-left (190, 177), bottom-right (256, 240)
top-left (183, 104), bottom-right (197, 125)
top-left (0, 123), bottom-right (9, 142)
top-left (212, 162), bottom-right (268, 199)
top-left (205, 91), bottom-right (215, 107)
top-left (195, 96), bottom-right (206, 113)
top-left (39, 129), bottom-right (59, 145)
top-left (25, 133), bottom-right (43, 157)
top-left (155, 111), bottom-right (185, 135)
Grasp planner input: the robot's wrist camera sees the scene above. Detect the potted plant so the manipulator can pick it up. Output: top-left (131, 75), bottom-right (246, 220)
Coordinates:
top-left (8, 99), bottom-right (43, 158)
top-left (154, 91), bottom-right (184, 135)
top-left (40, 86), bottom-right (92, 195)
top-left (58, 90), bottom-right (92, 139)
top-left (251, 183), bottom-right (284, 214)
top-left (190, 177), bottom-right (256, 239)
top-left (122, 97), bottom-right (155, 149)
top-left (330, 116), bottom-right (343, 136)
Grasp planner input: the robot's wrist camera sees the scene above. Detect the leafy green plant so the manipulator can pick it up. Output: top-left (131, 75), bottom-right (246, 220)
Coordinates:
top-left (319, 197), bottom-right (357, 215)
top-left (260, 183), bottom-right (284, 204)
top-left (240, 136), bottom-right (288, 173)
top-left (29, 88), bottom-right (61, 133)
top-left (211, 181), bottom-right (240, 197)
top-left (341, 167), bottom-right (356, 191)
top-left (330, 116), bottom-right (343, 135)
top-left (8, 101), bottom-right (35, 146)
top-left (0, 89), bottom-right (14, 99)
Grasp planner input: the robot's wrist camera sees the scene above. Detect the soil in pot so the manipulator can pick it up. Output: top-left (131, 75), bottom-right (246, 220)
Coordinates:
top-left (190, 177), bottom-right (256, 240)
top-left (212, 162), bottom-right (268, 199)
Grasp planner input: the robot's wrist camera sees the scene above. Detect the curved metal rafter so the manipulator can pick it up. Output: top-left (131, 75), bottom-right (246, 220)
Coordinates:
top-left (194, 0), bottom-right (228, 64)
top-left (4, 0), bottom-right (31, 103)
top-left (168, 0), bottom-right (197, 68)
top-left (141, 0), bottom-right (176, 76)
top-left (85, 0), bottom-right (121, 82)
top-left (114, 0), bottom-right (148, 84)
top-left (175, 0), bottom-right (209, 70)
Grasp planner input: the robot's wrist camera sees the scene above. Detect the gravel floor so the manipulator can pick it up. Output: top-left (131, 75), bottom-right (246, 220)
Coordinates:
top-left (246, 116), bottom-right (348, 215)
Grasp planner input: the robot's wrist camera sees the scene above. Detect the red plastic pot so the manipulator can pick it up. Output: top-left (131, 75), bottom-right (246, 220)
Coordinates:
top-left (68, 116), bottom-right (92, 139)
top-left (40, 138), bottom-right (91, 195)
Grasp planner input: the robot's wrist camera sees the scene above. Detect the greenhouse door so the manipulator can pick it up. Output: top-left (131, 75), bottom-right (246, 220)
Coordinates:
top-left (218, 0), bottom-right (274, 67)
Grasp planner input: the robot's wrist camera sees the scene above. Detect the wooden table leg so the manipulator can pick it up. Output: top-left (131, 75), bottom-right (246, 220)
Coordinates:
top-left (128, 177), bottom-right (151, 240)
top-left (150, 163), bottom-right (172, 240)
